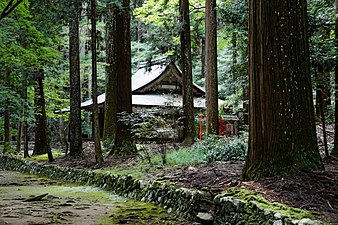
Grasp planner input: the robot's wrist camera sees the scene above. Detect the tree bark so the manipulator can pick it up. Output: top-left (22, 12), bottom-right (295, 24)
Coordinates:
top-left (232, 31), bottom-right (237, 78)
top-left (103, 2), bottom-right (117, 144)
top-left (110, 0), bottom-right (136, 155)
top-left (334, 0), bottom-right (338, 155)
top-left (91, 0), bottom-right (103, 163)
top-left (4, 101), bottom-right (10, 153)
top-left (200, 37), bottom-right (205, 79)
top-left (242, 0), bottom-right (323, 180)
top-left (205, 0), bottom-right (218, 135)
top-left (3, 71), bottom-right (11, 153)
top-left (317, 84), bottom-right (328, 157)
top-left (16, 121), bottom-right (22, 153)
top-left (22, 72), bottom-right (29, 158)
top-left (69, 0), bottom-right (83, 157)
top-left (33, 69), bottom-right (53, 162)
top-left (179, 0), bottom-right (195, 144)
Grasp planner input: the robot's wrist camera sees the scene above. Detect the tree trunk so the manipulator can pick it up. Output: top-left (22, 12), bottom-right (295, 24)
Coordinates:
top-left (33, 69), bottom-right (53, 162)
top-left (16, 121), bottom-right (22, 153)
top-left (4, 101), bottom-right (10, 153)
top-left (242, 0), bottom-right (323, 180)
top-left (91, 0), bottom-right (103, 163)
top-left (179, 0), bottom-right (195, 144)
top-left (22, 72), bottom-right (29, 158)
top-left (3, 71), bottom-right (11, 153)
top-left (69, 0), bottom-right (83, 157)
top-left (23, 122), bottom-right (29, 158)
top-left (315, 65), bottom-right (331, 119)
top-left (201, 37), bottom-right (205, 79)
top-left (103, 2), bottom-right (117, 144)
top-left (205, 0), bottom-right (218, 135)
top-left (110, 0), bottom-right (136, 155)
top-left (232, 31), bottom-right (237, 78)
top-left (317, 84), bottom-right (328, 157)
top-left (334, 0), bottom-right (338, 155)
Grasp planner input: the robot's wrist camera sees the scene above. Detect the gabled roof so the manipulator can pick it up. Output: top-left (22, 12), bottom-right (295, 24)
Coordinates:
top-left (80, 62), bottom-right (220, 109)
top-left (132, 62), bottom-right (205, 95)
top-left (132, 64), bottom-right (167, 92)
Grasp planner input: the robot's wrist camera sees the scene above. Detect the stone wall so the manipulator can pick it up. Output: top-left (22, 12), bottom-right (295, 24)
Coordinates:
top-left (0, 154), bottom-right (323, 225)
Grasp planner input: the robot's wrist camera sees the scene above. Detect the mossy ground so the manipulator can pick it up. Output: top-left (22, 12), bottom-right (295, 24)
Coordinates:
top-left (100, 201), bottom-right (189, 225)
top-left (23, 152), bottom-right (64, 162)
top-left (222, 188), bottom-right (316, 220)
top-left (0, 171), bottom-right (189, 225)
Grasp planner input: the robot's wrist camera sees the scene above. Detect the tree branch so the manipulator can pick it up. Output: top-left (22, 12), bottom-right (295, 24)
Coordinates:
top-left (0, 0), bottom-right (24, 22)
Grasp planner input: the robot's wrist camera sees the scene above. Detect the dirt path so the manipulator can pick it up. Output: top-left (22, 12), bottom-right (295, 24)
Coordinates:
top-left (0, 171), bottom-right (189, 225)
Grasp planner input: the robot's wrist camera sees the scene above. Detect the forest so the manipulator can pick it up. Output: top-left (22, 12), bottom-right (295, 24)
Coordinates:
top-left (0, 0), bottom-right (338, 224)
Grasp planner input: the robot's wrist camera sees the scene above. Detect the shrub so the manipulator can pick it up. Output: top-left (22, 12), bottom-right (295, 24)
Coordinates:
top-left (193, 135), bottom-right (247, 163)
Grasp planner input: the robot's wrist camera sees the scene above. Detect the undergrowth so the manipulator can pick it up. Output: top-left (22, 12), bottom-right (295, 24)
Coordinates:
top-left (193, 135), bottom-right (247, 163)
top-left (147, 136), bottom-right (247, 166)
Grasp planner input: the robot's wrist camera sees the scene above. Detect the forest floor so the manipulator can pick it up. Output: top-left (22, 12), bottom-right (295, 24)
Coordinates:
top-left (50, 142), bottom-right (338, 224)
top-left (0, 171), bottom-right (190, 225)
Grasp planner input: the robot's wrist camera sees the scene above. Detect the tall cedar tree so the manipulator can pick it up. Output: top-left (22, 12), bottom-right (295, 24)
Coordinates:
top-left (69, 0), bottom-right (83, 157)
top-left (103, 2), bottom-right (117, 143)
top-left (205, 0), bottom-right (218, 135)
top-left (241, 0), bottom-right (323, 180)
top-left (334, 0), bottom-right (338, 155)
top-left (110, 0), bottom-right (136, 155)
top-left (33, 69), bottom-right (53, 162)
top-left (179, 0), bottom-right (195, 144)
top-left (91, 0), bottom-right (103, 163)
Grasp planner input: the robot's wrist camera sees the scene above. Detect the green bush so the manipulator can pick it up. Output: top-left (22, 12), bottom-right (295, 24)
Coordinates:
top-left (193, 135), bottom-right (247, 163)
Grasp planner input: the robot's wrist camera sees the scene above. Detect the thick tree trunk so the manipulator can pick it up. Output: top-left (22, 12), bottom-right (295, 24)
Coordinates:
top-left (91, 0), bottom-right (103, 163)
top-left (179, 0), bottom-right (195, 144)
top-left (103, 2), bottom-right (117, 144)
top-left (33, 69), bottom-right (53, 162)
top-left (205, 0), bottom-right (218, 135)
top-left (69, 0), bottom-right (83, 157)
top-left (110, 0), bottom-right (136, 155)
top-left (334, 0), bottom-right (338, 155)
top-left (242, 0), bottom-right (323, 180)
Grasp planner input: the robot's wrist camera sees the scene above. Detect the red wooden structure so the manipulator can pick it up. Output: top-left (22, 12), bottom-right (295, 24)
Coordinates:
top-left (199, 114), bottom-right (237, 140)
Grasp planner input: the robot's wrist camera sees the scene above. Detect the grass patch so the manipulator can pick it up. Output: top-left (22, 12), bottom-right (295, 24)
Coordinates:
top-left (150, 147), bottom-right (206, 166)
top-left (97, 147), bottom-right (205, 179)
top-left (96, 163), bottom-right (159, 179)
top-left (25, 152), bottom-right (64, 162)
